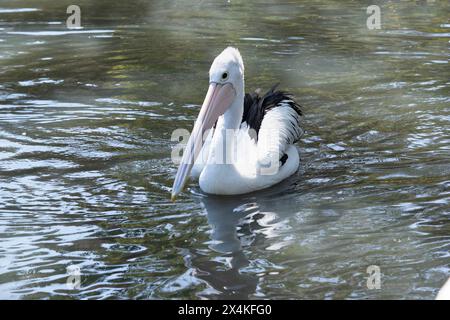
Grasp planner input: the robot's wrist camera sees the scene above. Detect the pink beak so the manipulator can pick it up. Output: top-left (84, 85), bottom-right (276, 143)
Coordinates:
top-left (171, 82), bottom-right (236, 200)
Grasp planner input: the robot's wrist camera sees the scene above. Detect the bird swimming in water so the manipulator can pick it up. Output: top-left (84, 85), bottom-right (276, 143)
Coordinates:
top-left (172, 47), bottom-right (303, 200)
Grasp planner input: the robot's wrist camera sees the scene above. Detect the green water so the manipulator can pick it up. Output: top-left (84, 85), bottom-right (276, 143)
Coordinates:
top-left (0, 0), bottom-right (449, 299)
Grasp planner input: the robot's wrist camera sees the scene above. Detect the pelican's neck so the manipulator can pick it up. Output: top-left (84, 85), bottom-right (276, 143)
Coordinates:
top-left (221, 80), bottom-right (244, 130)
top-left (208, 79), bottom-right (244, 166)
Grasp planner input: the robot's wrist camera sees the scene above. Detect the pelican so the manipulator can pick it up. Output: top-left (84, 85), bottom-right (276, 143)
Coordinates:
top-left (171, 47), bottom-right (303, 200)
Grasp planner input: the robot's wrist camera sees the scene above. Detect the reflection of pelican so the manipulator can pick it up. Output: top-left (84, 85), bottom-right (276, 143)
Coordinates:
top-left (172, 47), bottom-right (303, 200)
top-left (188, 183), bottom-right (343, 299)
top-left (192, 195), bottom-right (259, 299)
top-left (202, 195), bottom-right (258, 254)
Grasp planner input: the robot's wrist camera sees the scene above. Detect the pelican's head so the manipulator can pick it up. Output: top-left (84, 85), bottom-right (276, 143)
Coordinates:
top-left (171, 47), bottom-right (244, 201)
top-left (209, 47), bottom-right (244, 93)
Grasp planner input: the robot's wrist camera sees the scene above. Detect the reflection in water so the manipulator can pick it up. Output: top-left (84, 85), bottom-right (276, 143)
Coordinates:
top-left (191, 176), bottom-right (344, 299)
top-left (203, 196), bottom-right (251, 254)
top-left (194, 195), bottom-right (259, 299)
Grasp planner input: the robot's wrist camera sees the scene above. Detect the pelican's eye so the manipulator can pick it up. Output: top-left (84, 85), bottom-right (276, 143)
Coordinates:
top-left (221, 72), bottom-right (228, 81)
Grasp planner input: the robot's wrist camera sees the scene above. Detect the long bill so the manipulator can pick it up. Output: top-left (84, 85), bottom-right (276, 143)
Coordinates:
top-left (171, 82), bottom-right (236, 201)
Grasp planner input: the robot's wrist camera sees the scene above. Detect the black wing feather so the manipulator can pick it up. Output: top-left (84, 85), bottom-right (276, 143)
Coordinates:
top-left (242, 84), bottom-right (302, 137)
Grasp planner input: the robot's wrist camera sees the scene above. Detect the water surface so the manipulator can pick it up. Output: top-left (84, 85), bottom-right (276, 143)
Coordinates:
top-left (0, 0), bottom-right (449, 299)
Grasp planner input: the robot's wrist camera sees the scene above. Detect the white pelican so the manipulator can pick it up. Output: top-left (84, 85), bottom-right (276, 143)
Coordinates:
top-left (172, 47), bottom-right (303, 200)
